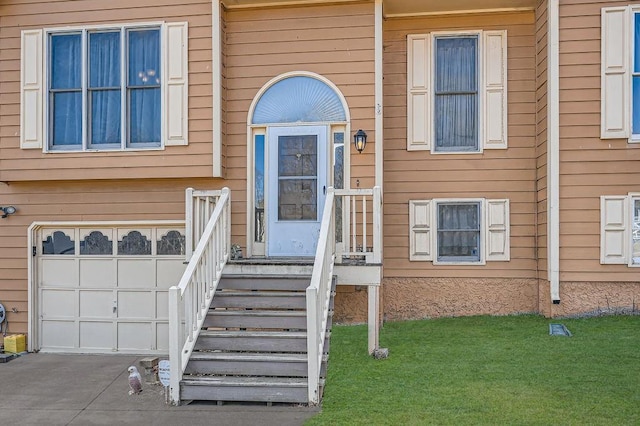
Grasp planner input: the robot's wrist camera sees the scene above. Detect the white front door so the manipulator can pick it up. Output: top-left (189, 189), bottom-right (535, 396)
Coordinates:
top-left (267, 125), bottom-right (328, 256)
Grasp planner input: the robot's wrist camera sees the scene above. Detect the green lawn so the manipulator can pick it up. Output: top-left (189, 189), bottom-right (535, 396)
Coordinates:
top-left (307, 315), bottom-right (640, 425)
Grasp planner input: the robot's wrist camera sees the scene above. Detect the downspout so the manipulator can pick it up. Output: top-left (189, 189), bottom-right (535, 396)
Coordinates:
top-left (212, 0), bottom-right (223, 178)
top-left (547, 0), bottom-right (560, 304)
top-left (367, 0), bottom-right (383, 355)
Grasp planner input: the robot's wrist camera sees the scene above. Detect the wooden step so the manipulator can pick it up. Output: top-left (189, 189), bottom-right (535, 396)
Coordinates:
top-left (180, 376), bottom-right (312, 403)
top-left (204, 310), bottom-right (307, 330)
top-left (218, 274), bottom-right (311, 291)
top-left (195, 330), bottom-right (308, 353)
top-left (212, 291), bottom-right (306, 310)
top-left (185, 352), bottom-right (325, 377)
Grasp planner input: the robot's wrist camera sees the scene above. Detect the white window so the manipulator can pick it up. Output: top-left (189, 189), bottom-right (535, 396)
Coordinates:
top-left (20, 22), bottom-right (188, 151)
top-left (601, 6), bottom-right (640, 142)
top-left (409, 198), bottom-right (510, 264)
top-left (407, 30), bottom-right (507, 153)
top-left (601, 194), bottom-right (640, 266)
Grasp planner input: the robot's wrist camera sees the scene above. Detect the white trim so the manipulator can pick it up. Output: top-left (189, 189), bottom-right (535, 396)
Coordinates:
top-left (386, 7), bottom-right (535, 19)
top-left (212, 1), bottom-right (223, 177)
top-left (547, 0), bottom-right (560, 303)
top-left (375, 0), bottom-right (383, 190)
top-left (630, 193), bottom-right (640, 267)
top-left (221, 0), bottom-right (361, 9)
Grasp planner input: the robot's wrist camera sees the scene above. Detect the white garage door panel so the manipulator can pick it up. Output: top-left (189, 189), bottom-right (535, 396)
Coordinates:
top-left (118, 259), bottom-right (156, 288)
top-left (41, 290), bottom-right (75, 318)
top-left (80, 322), bottom-right (113, 350)
top-left (80, 291), bottom-right (114, 318)
top-left (42, 321), bottom-right (76, 348)
top-left (41, 259), bottom-right (78, 287)
top-left (118, 322), bottom-right (152, 350)
top-left (157, 259), bottom-right (188, 288)
top-left (37, 225), bottom-right (187, 354)
top-left (118, 291), bottom-right (154, 318)
top-left (80, 259), bottom-right (116, 288)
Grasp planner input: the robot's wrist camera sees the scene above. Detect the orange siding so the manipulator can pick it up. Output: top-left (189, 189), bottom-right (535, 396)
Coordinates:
top-left (0, 0), bottom-right (214, 181)
top-left (536, 0), bottom-right (548, 281)
top-left (383, 11), bottom-right (538, 279)
top-left (558, 0), bottom-right (640, 283)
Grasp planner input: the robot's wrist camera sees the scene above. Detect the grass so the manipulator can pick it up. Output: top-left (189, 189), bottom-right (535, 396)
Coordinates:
top-left (307, 315), bottom-right (640, 425)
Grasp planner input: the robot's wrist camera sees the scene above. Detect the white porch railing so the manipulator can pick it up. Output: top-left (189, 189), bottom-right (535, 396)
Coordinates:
top-left (185, 188), bottom-right (224, 261)
top-left (335, 186), bottom-right (382, 264)
top-left (306, 187), bottom-right (336, 404)
top-left (169, 187), bottom-right (231, 405)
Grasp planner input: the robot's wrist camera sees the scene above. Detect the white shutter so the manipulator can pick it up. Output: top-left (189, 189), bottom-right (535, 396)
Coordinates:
top-left (483, 30), bottom-right (507, 150)
top-left (164, 22), bottom-right (189, 146)
top-left (409, 200), bottom-right (432, 261)
top-left (485, 199), bottom-right (510, 261)
top-left (407, 34), bottom-right (430, 151)
top-left (20, 29), bottom-right (44, 150)
top-left (601, 7), bottom-right (630, 139)
top-left (600, 195), bottom-right (628, 264)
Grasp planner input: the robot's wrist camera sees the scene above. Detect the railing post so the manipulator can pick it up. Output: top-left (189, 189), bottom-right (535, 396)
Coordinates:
top-left (168, 286), bottom-right (181, 405)
top-left (373, 186), bottom-right (382, 263)
top-left (185, 188), bottom-right (194, 261)
top-left (306, 286), bottom-right (319, 404)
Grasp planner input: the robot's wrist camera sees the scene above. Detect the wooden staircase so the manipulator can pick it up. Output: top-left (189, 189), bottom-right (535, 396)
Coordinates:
top-left (179, 273), bottom-right (335, 404)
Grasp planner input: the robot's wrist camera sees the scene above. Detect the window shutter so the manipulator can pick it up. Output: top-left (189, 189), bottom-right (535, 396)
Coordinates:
top-left (483, 30), bottom-right (507, 150)
top-left (20, 29), bottom-right (44, 150)
top-left (601, 7), bottom-right (630, 139)
top-left (407, 34), bottom-right (430, 151)
top-left (600, 195), bottom-right (628, 264)
top-left (409, 200), bottom-right (432, 261)
top-left (164, 22), bottom-right (189, 146)
top-left (485, 199), bottom-right (510, 261)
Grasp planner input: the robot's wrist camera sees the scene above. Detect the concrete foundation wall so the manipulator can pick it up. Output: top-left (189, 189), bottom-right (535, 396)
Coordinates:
top-left (546, 281), bottom-right (640, 318)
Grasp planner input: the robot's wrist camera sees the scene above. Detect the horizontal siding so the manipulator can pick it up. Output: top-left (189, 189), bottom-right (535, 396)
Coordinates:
top-left (383, 11), bottom-right (538, 279)
top-left (223, 2), bottom-right (376, 233)
top-left (536, 0), bottom-right (548, 280)
top-left (558, 0), bottom-right (640, 282)
top-left (0, 0), bottom-right (214, 181)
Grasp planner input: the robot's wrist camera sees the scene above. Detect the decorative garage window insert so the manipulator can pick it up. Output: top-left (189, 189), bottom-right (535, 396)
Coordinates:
top-left (41, 227), bottom-right (185, 256)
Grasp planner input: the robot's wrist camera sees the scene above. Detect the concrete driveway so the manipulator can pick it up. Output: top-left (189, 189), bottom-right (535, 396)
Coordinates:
top-left (0, 353), bottom-right (319, 426)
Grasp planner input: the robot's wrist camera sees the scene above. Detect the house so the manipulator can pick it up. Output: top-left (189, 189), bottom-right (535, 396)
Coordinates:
top-left (0, 0), bottom-right (638, 404)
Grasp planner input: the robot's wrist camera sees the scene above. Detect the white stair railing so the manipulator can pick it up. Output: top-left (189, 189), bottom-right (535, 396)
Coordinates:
top-left (185, 188), bottom-right (224, 261)
top-left (169, 187), bottom-right (231, 405)
top-left (306, 187), bottom-right (336, 404)
top-left (335, 186), bottom-right (382, 264)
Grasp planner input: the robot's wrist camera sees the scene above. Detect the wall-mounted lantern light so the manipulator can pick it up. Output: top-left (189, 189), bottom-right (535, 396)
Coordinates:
top-left (0, 206), bottom-right (17, 218)
top-left (353, 129), bottom-right (367, 153)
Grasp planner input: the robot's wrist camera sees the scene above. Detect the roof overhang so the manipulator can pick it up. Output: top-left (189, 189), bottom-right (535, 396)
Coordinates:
top-left (220, 0), bottom-right (537, 17)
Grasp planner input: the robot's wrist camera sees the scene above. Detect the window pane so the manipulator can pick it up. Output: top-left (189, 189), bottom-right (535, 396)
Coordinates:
top-left (52, 92), bottom-right (82, 145)
top-left (89, 32), bottom-right (120, 88)
top-left (278, 135), bottom-right (318, 177)
top-left (434, 36), bottom-right (478, 151)
top-left (129, 88), bottom-right (161, 144)
top-left (255, 134), bottom-right (265, 243)
top-left (634, 78), bottom-right (640, 136)
top-left (635, 14), bottom-right (640, 72)
top-left (50, 34), bottom-right (81, 89)
top-left (91, 90), bottom-right (121, 144)
top-left (333, 133), bottom-right (344, 243)
top-left (128, 29), bottom-right (160, 86)
top-left (437, 203), bottom-right (480, 261)
top-left (279, 179), bottom-right (317, 221)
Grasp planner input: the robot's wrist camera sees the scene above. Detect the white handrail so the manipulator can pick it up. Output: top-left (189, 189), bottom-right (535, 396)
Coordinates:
top-left (185, 188), bottom-right (224, 261)
top-left (335, 186), bottom-right (382, 264)
top-left (169, 187), bottom-right (231, 405)
top-left (306, 187), bottom-right (336, 404)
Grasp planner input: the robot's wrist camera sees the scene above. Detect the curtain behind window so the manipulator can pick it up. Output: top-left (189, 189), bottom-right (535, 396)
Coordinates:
top-left (128, 29), bottom-right (161, 145)
top-left (89, 31), bottom-right (121, 145)
top-left (437, 203), bottom-right (480, 260)
top-left (434, 37), bottom-right (478, 151)
top-left (51, 34), bottom-right (82, 146)
top-left (633, 14), bottom-right (640, 136)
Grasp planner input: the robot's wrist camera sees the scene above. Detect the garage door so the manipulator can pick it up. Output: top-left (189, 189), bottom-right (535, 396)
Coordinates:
top-left (35, 225), bottom-right (187, 354)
